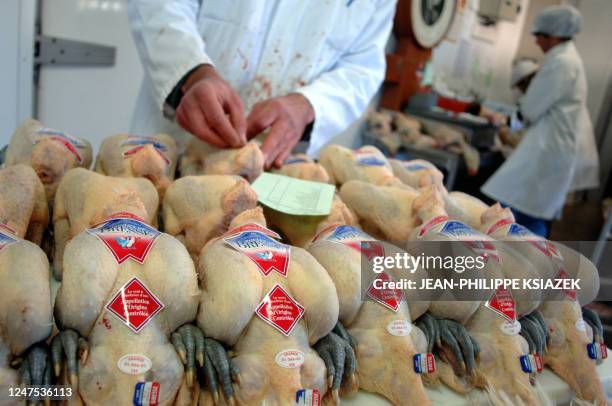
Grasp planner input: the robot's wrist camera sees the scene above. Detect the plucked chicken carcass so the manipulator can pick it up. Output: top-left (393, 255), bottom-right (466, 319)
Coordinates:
top-left (195, 207), bottom-right (340, 404)
top-left (480, 204), bottom-right (606, 404)
top-left (419, 120), bottom-right (480, 176)
top-left (319, 145), bottom-right (405, 188)
top-left (94, 134), bottom-right (178, 199)
top-left (365, 110), bottom-right (401, 155)
top-left (389, 159), bottom-right (444, 189)
top-left (339, 180), bottom-right (418, 241)
top-left (394, 113), bottom-right (438, 150)
top-left (409, 188), bottom-right (547, 405)
top-left (5, 118), bottom-right (92, 201)
top-left (0, 164), bottom-right (49, 245)
top-left (264, 194), bottom-right (357, 248)
top-left (307, 221), bottom-right (431, 405)
top-left (179, 138), bottom-right (264, 182)
top-left (53, 168), bottom-right (158, 280)
top-left (0, 225), bottom-right (53, 401)
top-left (53, 211), bottom-right (199, 405)
top-left (163, 175), bottom-right (259, 262)
top-left (271, 154), bottom-right (330, 183)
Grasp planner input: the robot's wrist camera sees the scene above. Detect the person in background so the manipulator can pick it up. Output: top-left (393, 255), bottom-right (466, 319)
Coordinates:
top-left (481, 5), bottom-right (599, 238)
top-left (127, 1), bottom-right (397, 169)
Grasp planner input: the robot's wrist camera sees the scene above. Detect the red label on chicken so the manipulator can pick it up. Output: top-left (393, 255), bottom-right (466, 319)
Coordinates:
top-left (506, 223), bottom-right (563, 261)
top-left (106, 277), bottom-right (164, 333)
top-left (418, 216), bottom-right (449, 237)
top-left (485, 286), bottom-right (516, 322)
top-left (121, 136), bottom-right (170, 166)
top-left (224, 231), bottom-right (290, 277)
top-left (88, 215), bottom-right (160, 264)
top-left (555, 268), bottom-right (577, 301)
top-left (224, 223), bottom-right (281, 239)
top-left (0, 226), bottom-right (18, 252)
top-left (36, 127), bottom-right (84, 163)
top-left (256, 284), bottom-right (305, 336)
top-left (319, 225), bottom-right (384, 261)
top-left (437, 220), bottom-right (501, 263)
top-left (485, 218), bottom-right (514, 236)
top-left (367, 272), bottom-right (404, 312)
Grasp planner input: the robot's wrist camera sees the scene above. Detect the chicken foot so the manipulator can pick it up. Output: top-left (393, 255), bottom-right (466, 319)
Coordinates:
top-left (50, 329), bottom-right (88, 388)
top-left (171, 324), bottom-right (240, 404)
top-left (582, 307), bottom-right (604, 345)
top-left (314, 324), bottom-right (358, 401)
top-left (519, 310), bottom-right (548, 355)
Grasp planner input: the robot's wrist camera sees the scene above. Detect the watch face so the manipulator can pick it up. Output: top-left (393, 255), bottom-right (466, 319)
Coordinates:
top-left (422, 0), bottom-right (445, 26)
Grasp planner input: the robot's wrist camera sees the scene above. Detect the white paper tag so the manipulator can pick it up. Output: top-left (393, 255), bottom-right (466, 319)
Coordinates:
top-left (275, 349), bottom-right (305, 369)
top-left (576, 318), bottom-right (586, 332)
top-left (500, 320), bottom-right (521, 336)
top-left (387, 319), bottom-right (412, 336)
top-left (118, 354), bottom-right (152, 375)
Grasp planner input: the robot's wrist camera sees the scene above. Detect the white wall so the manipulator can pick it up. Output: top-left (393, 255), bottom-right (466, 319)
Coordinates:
top-left (430, 0), bottom-right (530, 105)
top-left (0, 0), bottom-right (35, 147)
top-left (38, 0), bottom-right (143, 153)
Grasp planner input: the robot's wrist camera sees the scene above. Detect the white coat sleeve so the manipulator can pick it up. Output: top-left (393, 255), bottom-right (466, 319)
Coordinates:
top-left (128, 0), bottom-right (214, 112)
top-left (295, 0), bottom-right (397, 151)
top-left (518, 59), bottom-right (573, 124)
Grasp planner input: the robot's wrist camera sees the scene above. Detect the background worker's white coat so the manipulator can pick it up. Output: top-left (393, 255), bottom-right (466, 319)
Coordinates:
top-left (127, 0), bottom-right (396, 156)
top-left (482, 42), bottom-right (598, 220)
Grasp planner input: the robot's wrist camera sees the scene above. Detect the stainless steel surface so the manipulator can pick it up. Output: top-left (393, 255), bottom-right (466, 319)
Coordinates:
top-left (35, 35), bottom-right (116, 66)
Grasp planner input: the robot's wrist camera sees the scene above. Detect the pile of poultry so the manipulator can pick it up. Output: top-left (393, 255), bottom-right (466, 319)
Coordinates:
top-left (0, 118), bottom-right (607, 406)
top-left (366, 110), bottom-right (481, 176)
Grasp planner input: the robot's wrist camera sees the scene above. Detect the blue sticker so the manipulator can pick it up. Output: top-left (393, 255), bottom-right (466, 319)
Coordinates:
top-left (285, 156), bottom-right (309, 165)
top-left (0, 229), bottom-right (18, 252)
top-left (520, 355), bottom-right (534, 373)
top-left (122, 137), bottom-right (168, 152)
top-left (296, 389), bottom-right (320, 405)
top-left (440, 221), bottom-right (479, 239)
top-left (413, 353), bottom-right (435, 374)
top-left (507, 223), bottom-right (537, 239)
top-left (403, 162), bottom-right (429, 172)
top-left (133, 381), bottom-right (160, 406)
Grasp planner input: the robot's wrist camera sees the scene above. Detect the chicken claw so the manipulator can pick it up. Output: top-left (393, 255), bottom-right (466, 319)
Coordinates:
top-left (333, 322), bottom-right (358, 350)
top-left (437, 319), bottom-right (477, 375)
top-left (50, 329), bottom-right (81, 388)
top-left (519, 313), bottom-right (547, 354)
top-left (582, 307), bottom-right (604, 344)
top-left (15, 343), bottom-right (53, 405)
top-left (416, 313), bottom-right (440, 353)
top-left (314, 331), bottom-right (357, 394)
top-left (172, 324), bottom-right (239, 404)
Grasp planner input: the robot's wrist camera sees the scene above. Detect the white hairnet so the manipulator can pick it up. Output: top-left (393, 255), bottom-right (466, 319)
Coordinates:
top-left (531, 5), bottom-right (582, 38)
top-left (511, 60), bottom-right (539, 87)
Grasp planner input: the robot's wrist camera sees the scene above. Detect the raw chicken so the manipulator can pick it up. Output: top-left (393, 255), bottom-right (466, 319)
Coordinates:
top-left (419, 120), bottom-right (480, 175)
top-left (339, 180), bottom-right (419, 241)
top-left (365, 110), bottom-right (401, 155)
top-left (0, 164), bottom-right (49, 245)
top-left (480, 204), bottom-right (606, 404)
top-left (319, 145), bottom-right (405, 188)
top-left (394, 113), bottom-right (438, 150)
top-left (53, 211), bottom-right (199, 405)
top-left (264, 194), bottom-right (357, 247)
top-left (179, 138), bottom-right (264, 182)
top-left (53, 168), bottom-right (158, 280)
top-left (196, 207), bottom-right (339, 405)
top-left (0, 226), bottom-right (53, 401)
top-left (308, 222), bottom-right (431, 405)
top-left (163, 175), bottom-right (258, 262)
top-left (5, 118), bottom-right (92, 201)
top-left (94, 134), bottom-right (178, 199)
top-left (271, 154), bottom-right (330, 183)
top-left (389, 159), bottom-right (444, 189)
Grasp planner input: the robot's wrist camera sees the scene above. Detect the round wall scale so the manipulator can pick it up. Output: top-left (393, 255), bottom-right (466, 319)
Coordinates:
top-left (411, 0), bottom-right (457, 48)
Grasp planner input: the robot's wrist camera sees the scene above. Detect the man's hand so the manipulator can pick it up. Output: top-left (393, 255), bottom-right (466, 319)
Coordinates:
top-left (247, 93), bottom-right (315, 169)
top-left (176, 64), bottom-right (246, 148)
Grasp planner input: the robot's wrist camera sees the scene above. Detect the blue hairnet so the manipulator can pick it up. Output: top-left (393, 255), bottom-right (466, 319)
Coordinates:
top-left (531, 5), bottom-right (582, 38)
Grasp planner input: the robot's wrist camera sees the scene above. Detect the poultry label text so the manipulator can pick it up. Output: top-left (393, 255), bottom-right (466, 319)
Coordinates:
top-left (35, 127), bottom-right (84, 163)
top-left (440, 221), bottom-right (501, 263)
top-left (520, 354), bottom-right (543, 373)
top-left (275, 349), bottom-right (305, 368)
top-left (486, 287), bottom-right (516, 322)
top-left (122, 137), bottom-right (170, 165)
top-left (106, 278), bottom-right (164, 333)
top-left (296, 389), bottom-right (320, 406)
top-left (88, 216), bottom-right (160, 264)
top-left (133, 381), bottom-right (160, 406)
top-left (256, 284), bottom-right (305, 336)
top-left (323, 225), bottom-right (384, 260)
top-left (224, 223), bottom-right (280, 239)
top-left (118, 354), bottom-right (152, 375)
top-left (367, 272), bottom-right (403, 312)
top-left (413, 353), bottom-right (436, 374)
top-left (0, 229), bottom-right (17, 252)
top-left (224, 231), bottom-right (290, 277)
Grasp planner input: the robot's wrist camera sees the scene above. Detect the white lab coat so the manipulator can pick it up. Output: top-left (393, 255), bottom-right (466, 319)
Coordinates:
top-left (482, 42), bottom-right (598, 220)
top-left (127, 0), bottom-right (396, 156)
